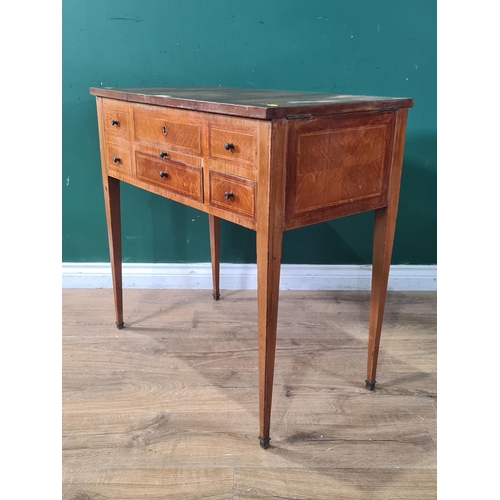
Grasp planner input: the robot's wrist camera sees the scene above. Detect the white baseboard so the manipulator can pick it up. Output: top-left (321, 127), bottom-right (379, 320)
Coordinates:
top-left (62, 263), bottom-right (436, 291)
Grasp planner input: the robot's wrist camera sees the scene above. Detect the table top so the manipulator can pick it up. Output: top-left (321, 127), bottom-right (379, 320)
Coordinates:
top-left (89, 86), bottom-right (413, 120)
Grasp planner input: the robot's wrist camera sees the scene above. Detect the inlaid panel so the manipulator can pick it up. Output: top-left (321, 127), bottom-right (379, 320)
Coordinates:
top-left (285, 112), bottom-right (396, 229)
top-left (294, 125), bottom-right (387, 212)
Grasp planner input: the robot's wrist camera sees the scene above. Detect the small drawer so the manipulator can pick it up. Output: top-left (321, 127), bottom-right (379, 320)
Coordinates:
top-left (136, 153), bottom-right (203, 202)
top-left (103, 109), bottom-right (130, 139)
top-left (106, 143), bottom-right (132, 174)
top-left (209, 126), bottom-right (256, 166)
top-left (209, 171), bottom-right (256, 218)
top-left (134, 108), bottom-right (201, 154)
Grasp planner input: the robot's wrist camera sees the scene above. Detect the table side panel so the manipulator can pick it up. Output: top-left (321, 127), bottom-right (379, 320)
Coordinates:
top-left (284, 111), bottom-right (397, 230)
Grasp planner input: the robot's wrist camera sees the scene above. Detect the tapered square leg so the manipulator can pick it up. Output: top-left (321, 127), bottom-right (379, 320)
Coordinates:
top-left (209, 215), bottom-right (220, 301)
top-left (256, 119), bottom-right (287, 447)
top-left (102, 176), bottom-right (123, 328)
top-left (366, 207), bottom-right (395, 388)
top-left (257, 223), bottom-right (283, 448)
top-left (366, 109), bottom-right (408, 387)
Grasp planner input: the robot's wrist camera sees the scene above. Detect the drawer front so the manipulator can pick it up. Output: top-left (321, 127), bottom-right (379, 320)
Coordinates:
top-left (106, 143), bottom-right (132, 174)
top-left (209, 171), bottom-right (256, 218)
top-left (103, 109), bottom-right (130, 139)
top-left (136, 153), bottom-right (203, 202)
top-left (209, 126), bottom-right (256, 165)
top-left (134, 110), bottom-right (201, 154)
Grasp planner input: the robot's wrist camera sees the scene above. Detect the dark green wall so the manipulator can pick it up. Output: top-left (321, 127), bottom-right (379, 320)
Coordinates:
top-left (62, 0), bottom-right (436, 265)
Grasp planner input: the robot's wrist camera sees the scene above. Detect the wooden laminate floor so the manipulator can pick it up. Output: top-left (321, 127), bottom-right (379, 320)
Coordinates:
top-left (62, 289), bottom-right (437, 499)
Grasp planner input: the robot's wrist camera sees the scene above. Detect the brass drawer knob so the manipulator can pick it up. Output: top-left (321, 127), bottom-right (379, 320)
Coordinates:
top-left (224, 191), bottom-right (234, 199)
top-left (113, 157), bottom-right (121, 163)
top-left (159, 151), bottom-right (168, 158)
top-left (223, 143), bottom-right (234, 151)
top-left (159, 171), bottom-right (168, 178)
top-left (110, 119), bottom-right (119, 126)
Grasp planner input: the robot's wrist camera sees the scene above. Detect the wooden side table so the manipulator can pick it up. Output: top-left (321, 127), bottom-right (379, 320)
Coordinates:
top-left (89, 87), bottom-right (413, 448)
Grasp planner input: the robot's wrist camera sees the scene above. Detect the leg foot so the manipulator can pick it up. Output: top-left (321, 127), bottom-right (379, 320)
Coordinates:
top-left (258, 436), bottom-right (271, 449)
top-left (365, 380), bottom-right (376, 391)
top-left (116, 322), bottom-right (125, 330)
top-left (212, 293), bottom-right (220, 301)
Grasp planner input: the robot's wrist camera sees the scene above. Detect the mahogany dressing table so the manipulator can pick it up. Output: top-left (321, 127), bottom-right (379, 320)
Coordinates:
top-left (89, 87), bottom-right (413, 448)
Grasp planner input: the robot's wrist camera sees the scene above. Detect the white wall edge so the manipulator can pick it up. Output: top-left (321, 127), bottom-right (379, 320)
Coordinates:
top-left (62, 263), bottom-right (436, 291)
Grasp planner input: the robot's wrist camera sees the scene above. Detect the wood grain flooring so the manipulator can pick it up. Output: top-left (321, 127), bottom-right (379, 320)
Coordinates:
top-left (62, 289), bottom-right (436, 499)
